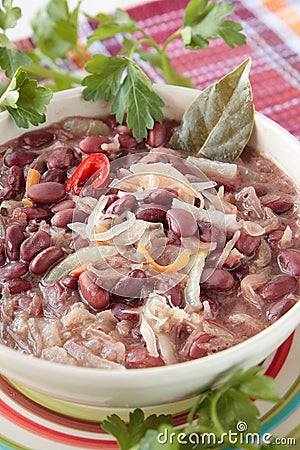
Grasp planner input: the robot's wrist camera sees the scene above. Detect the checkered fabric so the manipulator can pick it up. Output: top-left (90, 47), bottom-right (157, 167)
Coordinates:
top-left (17, 0), bottom-right (300, 140)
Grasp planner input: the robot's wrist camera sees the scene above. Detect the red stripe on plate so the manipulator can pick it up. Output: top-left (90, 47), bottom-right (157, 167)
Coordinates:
top-left (0, 399), bottom-right (119, 449)
top-left (264, 332), bottom-right (294, 379)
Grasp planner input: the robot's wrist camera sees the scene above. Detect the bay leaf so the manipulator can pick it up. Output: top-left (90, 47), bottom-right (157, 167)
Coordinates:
top-left (170, 58), bottom-right (254, 162)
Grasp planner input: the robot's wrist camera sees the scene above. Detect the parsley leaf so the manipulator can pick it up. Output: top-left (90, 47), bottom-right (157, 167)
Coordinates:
top-left (102, 409), bottom-right (172, 450)
top-left (0, 0), bottom-right (21, 31)
top-left (0, 34), bottom-right (31, 78)
top-left (87, 9), bottom-right (138, 45)
top-left (31, 0), bottom-right (81, 60)
top-left (182, 0), bottom-right (246, 49)
top-left (83, 56), bottom-right (164, 142)
top-left (112, 60), bottom-right (164, 141)
top-left (0, 69), bottom-right (53, 127)
top-left (82, 55), bottom-right (127, 102)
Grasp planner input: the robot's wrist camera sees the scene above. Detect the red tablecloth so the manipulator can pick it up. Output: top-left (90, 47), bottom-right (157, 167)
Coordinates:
top-left (17, 0), bottom-right (300, 139)
top-left (128, 0), bottom-right (300, 140)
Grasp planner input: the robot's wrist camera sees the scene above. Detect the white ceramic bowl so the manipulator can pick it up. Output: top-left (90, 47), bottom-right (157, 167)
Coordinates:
top-left (0, 85), bottom-right (300, 416)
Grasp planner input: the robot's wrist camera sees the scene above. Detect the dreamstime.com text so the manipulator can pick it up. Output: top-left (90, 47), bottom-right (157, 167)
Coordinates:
top-left (157, 422), bottom-right (297, 447)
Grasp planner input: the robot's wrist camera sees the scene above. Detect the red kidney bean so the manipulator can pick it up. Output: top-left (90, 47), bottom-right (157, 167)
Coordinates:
top-left (136, 204), bottom-right (167, 223)
top-left (198, 222), bottom-right (226, 246)
top-left (267, 298), bottom-right (296, 321)
top-left (20, 230), bottom-right (51, 262)
top-left (79, 271), bottom-right (110, 310)
top-left (267, 229), bottom-right (284, 244)
top-left (261, 275), bottom-right (297, 301)
top-left (30, 246), bottom-right (64, 275)
top-left (51, 208), bottom-right (88, 228)
top-left (32, 160), bottom-right (47, 174)
top-left (21, 130), bottom-right (54, 148)
top-left (262, 197), bottom-right (293, 214)
top-left (189, 333), bottom-right (214, 359)
top-left (0, 186), bottom-right (16, 201)
top-left (147, 122), bottom-right (167, 147)
top-left (7, 166), bottom-right (25, 192)
top-left (27, 181), bottom-right (65, 204)
top-left (254, 184), bottom-right (269, 197)
top-left (115, 124), bottom-right (132, 135)
top-left (41, 168), bottom-right (67, 184)
top-left (0, 261), bottom-right (28, 280)
top-left (0, 242), bottom-right (5, 266)
top-left (114, 269), bottom-right (147, 299)
top-left (235, 229), bottom-right (261, 257)
top-left (79, 136), bottom-right (111, 154)
top-left (4, 151), bottom-right (37, 167)
top-left (61, 275), bottom-right (78, 290)
top-left (47, 147), bottom-right (74, 170)
top-left (105, 194), bottom-right (119, 209)
top-left (51, 199), bottom-right (75, 213)
top-left (106, 194), bottom-right (137, 215)
top-left (7, 279), bottom-right (32, 294)
top-left (125, 348), bottom-right (165, 368)
top-left (111, 303), bottom-right (139, 321)
top-left (23, 207), bottom-right (52, 221)
top-left (71, 235), bottom-right (89, 251)
top-left (118, 134), bottom-right (138, 149)
top-left (143, 188), bottom-right (177, 206)
top-left (167, 208), bottom-right (198, 238)
top-left (165, 229), bottom-right (181, 246)
top-left (278, 249), bottom-right (300, 276)
top-left (156, 282), bottom-right (184, 307)
top-left (5, 225), bottom-right (25, 261)
top-left (201, 268), bottom-right (235, 291)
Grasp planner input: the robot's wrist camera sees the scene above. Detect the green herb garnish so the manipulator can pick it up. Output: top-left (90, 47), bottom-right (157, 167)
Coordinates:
top-left (102, 367), bottom-right (293, 450)
top-left (0, 0), bottom-right (246, 140)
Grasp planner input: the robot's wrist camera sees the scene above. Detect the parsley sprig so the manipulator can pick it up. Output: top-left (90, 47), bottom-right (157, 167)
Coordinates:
top-left (103, 367), bottom-right (291, 450)
top-left (0, 0), bottom-right (245, 137)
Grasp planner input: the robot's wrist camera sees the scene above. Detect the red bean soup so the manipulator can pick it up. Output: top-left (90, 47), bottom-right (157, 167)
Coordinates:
top-left (0, 116), bottom-right (299, 369)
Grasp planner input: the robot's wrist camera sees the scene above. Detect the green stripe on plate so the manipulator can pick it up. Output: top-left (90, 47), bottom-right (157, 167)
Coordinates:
top-left (0, 434), bottom-right (31, 450)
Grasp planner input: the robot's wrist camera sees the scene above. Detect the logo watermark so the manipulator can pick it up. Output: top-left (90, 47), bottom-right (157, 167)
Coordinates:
top-left (157, 421), bottom-right (297, 447)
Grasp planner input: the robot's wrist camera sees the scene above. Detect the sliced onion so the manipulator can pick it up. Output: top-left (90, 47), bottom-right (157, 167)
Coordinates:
top-left (157, 333), bottom-right (177, 365)
top-left (241, 220), bottom-right (264, 236)
top-left (68, 222), bottom-right (88, 237)
top-left (89, 212), bottom-right (135, 241)
top-left (190, 181), bottom-right (217, 191)
top-left (76, 196), bottom-right (98, 214)
top-left (184, 250), bottom-right (208, 309)
top-left (253, 240), bottom-right (272, 268)
top-left (236, 186), bottom-right (264, 219)
top-left (44, 245), bottom-right (118, 283)
top-left (240, 268), bottom-right (270, 310)
top-left (130, 162), bottom-right (189, 184)
top-left (86, 195), bottom-right (108, 236)
top-left (187, 156), bottom-right (238, 179)
top-left (64, 340), bottom-right (125, 370)
top-left (217, 231), bottom-right (240, 268)
top-left (279, 225), bottom-right (293, 249)
top-left (260, 207), bottom-right (281, 233)
top-left (140, 317), bottom-right (159, 357)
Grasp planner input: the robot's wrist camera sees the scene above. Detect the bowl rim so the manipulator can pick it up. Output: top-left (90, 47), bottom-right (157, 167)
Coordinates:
top-left (0, 84), bottom-right (300, 382)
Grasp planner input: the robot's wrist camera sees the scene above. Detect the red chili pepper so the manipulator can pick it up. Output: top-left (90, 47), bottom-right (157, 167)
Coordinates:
top-left (66, 153), bottom-right (110, 195)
